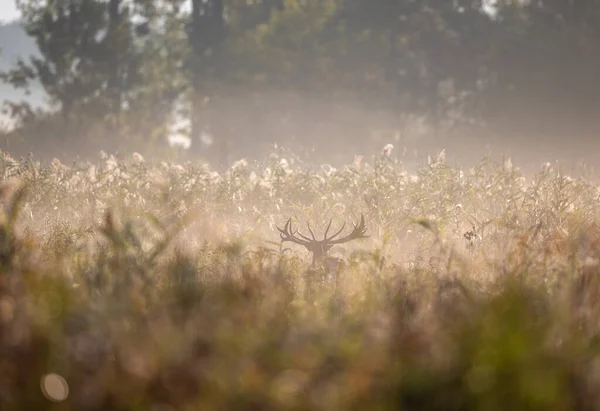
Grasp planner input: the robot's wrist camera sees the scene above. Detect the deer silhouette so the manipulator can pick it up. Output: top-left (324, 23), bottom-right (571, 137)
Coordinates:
top-left (276, 214), bottom-right (369, 268)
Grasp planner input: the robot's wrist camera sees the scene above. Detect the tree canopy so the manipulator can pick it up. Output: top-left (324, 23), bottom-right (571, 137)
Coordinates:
top-left (1, 0), bottom-right (598, 166)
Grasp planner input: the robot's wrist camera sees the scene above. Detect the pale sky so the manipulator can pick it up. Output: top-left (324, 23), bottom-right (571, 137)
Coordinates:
top-left (0, 0), bottom-right (20, 23)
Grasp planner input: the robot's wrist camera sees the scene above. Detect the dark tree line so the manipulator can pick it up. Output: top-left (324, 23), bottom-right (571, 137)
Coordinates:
top-left (2, 0), bottom-right (599, 166)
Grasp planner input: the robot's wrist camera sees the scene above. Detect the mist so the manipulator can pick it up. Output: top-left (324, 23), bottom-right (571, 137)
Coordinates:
top-left (6, 2), bottom-right (600, 408)
top-left (1, 1), bottom-right (599, 176)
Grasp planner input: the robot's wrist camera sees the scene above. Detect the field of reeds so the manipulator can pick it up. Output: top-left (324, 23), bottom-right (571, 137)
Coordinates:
top-left (3, 146), bottom-right (600, 410)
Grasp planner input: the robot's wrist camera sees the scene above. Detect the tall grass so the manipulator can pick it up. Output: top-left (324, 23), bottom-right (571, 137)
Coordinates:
top-left (2, 147), bottom-right (600, 410)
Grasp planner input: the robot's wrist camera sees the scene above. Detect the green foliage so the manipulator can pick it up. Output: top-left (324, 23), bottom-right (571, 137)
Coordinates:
top-left (481, 0), bottom-right (600, 139)
top-left (4, 0), bottom-right (600, 163)
top-left (2, 0), bottom-right (190, 155)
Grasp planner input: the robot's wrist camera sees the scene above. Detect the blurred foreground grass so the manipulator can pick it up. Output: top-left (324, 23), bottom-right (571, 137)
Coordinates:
top-left (2, 148), bottom-right (600, 410)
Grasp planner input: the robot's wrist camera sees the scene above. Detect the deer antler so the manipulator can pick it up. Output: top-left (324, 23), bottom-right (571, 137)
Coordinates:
top-left (325, 214), bottom-right (369, 245)
top-left (276, 214), bottom-right (369, 267)
top-left (277, 218), bottom-right (312, 246)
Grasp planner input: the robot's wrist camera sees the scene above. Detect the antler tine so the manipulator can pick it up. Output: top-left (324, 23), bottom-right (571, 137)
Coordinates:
top-left (276, 218), bottom-right (291, 235)
top-left (276, 218), bottom-right (290, 240)
top-left (353, 214), bottom-right (366, 231)
top-left (354, 214), bottom-right (367, 235)
top-left (326, 214), bottom-right (369, 245)
top-left (323, 218), bottom-right (333, 240)
top-left (325, 221), bottom-right (346, 241)
top-left (306, 222), bottom-right (317, 241)
top-left (356, 214), bottom-right (368, 235)
top-left (296, 230), bottom-right (314, 242)
top-left (277, 218), bottom-right (312, 246)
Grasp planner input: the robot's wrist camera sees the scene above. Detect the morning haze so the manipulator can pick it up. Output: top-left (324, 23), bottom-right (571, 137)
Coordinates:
top-left (1, 0), bottom-right (598, 173)
top-left (5, 2), bottom-right (600, 409)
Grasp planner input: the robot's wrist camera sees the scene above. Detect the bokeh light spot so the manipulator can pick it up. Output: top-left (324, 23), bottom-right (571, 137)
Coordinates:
top-left (41, 373), bottom-right (69, 402)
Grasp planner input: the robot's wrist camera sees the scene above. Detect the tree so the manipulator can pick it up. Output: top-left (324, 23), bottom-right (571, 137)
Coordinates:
top-left (185, 0), bottom-right (226, 163)
top-left (5, 0), bottom-right (111, 125)
top-left (478, 0), bottom-right (600, 146)
top-left (117, 0), bottom-right (191, 148)
top-left (226, 0), bottom-right (494, 154)
top-left (183, 0), bottom-right (290, 166)
top-left (1, 0), bottom-right (192, 157)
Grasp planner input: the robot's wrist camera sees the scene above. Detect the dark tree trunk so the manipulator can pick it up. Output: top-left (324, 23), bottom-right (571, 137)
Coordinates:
top-left (188, 0), bottom-right (226, 164)
top-left (107, 0), bottom-right (122, 132)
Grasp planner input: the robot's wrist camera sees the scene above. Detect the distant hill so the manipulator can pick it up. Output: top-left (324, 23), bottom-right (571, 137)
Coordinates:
top-left (0, 20), bottom-right (46, 129)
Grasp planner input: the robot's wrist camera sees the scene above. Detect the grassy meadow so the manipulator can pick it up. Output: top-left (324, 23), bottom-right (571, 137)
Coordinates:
top-left (2, 146), bottom-right (600, 410)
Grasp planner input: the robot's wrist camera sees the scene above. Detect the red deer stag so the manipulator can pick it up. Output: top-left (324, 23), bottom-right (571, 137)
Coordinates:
top-left (277, 214), bottom-right (369, 269)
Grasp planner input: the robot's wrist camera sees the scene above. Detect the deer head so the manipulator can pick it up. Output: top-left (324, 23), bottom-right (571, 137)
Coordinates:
top-left (277, 214), bottom-right (369, 267)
